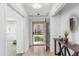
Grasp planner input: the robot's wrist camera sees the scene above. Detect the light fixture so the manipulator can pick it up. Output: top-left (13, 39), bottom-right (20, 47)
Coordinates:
top-left (32, 3), bottom-right (42, 9)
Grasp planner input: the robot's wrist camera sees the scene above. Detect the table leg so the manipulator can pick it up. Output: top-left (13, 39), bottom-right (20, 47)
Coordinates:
top-left (75, 52), bottom-right (78, 56)
top-left (58, 43), bottom-right (64, 56)
top-left (58, 42), bottom-right (62, 55)
top-left (64, 47), bottom-right (66, 56)
top-left (66, 48), bottom-right (71, 56)
top-left (54, 40), bottom-right (57, 55)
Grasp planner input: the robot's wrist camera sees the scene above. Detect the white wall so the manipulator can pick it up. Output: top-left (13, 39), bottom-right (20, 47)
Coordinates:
top-left (49, 3), bottom-right (79, 54)
top-left (60, 3), bottom-right (79, 43)
top-left (0, 3), bottom-right (6, 56)
top-left (58, 3), bottom-right (79, 55)
top-left (49, 14), bottom-right (61, 52)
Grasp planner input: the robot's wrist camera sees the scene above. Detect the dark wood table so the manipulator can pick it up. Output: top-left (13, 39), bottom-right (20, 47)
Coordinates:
top-left (54, 38), bottom-right (79, 56)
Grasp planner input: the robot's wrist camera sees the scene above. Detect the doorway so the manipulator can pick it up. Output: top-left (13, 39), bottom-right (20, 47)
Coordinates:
top-left (6, 20), bottom-right (16, 56)
top-left (32, 21), bottom-right (46, 46)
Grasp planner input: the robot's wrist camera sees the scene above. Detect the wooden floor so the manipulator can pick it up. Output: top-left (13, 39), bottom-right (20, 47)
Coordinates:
top-left (23, 46), bottom-right (55, 56)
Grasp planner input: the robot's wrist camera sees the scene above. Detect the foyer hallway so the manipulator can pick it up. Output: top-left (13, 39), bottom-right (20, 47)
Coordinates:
top-left (23, 46), bottom-right (54, 56)
top-left (1, 3), bottom-right (79, 56)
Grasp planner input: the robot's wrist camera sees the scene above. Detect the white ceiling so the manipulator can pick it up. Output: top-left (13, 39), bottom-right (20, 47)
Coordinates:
top-left (22, 3), bottom-right (53, 17)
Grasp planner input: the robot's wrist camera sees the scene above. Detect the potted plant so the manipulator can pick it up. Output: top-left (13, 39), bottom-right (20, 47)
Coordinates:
top-left (64, 31), bottom-right (69, 38)
top-left (64, 29), bottom-right (69, 43)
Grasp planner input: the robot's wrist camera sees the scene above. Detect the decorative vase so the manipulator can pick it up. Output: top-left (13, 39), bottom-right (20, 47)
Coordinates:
top-left (64, 37), bottom-right (68, 43)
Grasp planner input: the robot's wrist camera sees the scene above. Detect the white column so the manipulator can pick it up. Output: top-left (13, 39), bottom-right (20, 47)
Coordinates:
top-left (0, 3), bottom-right (6, 56)
top-left (49, 16), bottom-right (54, 52)
top-left (23, 17), bottom-right (30, 52)
top-left (17, 17), bottom-right (24, 53)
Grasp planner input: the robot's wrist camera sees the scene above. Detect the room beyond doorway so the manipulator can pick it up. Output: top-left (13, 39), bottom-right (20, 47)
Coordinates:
top-left (32, 21), bottom-right (46, 46)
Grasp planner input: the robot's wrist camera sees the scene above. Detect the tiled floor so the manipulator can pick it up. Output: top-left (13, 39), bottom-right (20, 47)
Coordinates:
top-left (23, 46), bottom-right (54, 56)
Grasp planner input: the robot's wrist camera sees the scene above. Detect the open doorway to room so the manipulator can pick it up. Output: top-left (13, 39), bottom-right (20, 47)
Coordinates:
top-left (32, 21), bottom-right (46, 46)
top-left (6, 19), bottom-right (16, 56)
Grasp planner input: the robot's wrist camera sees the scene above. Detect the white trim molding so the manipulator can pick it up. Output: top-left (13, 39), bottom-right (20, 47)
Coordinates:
top-left (49, 3), bottom-right (67, 17)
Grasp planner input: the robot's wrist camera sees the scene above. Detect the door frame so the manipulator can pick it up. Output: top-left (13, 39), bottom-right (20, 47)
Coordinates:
top-left (32, 21), bottom-right (47, 45)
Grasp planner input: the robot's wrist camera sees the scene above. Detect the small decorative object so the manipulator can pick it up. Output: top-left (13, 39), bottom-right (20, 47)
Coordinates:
top-left (64, 38), bottom-right (68, 43)
top-left (69, 15), bottom-right (79, 32)
top-left (64, 30), bottom-right (69, 38)
top-left (64, 29), bottom-right (69, 43)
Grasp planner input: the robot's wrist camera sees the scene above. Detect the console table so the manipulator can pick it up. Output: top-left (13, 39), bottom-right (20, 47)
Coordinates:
top-left (54, 38), bottom-right (79, 56)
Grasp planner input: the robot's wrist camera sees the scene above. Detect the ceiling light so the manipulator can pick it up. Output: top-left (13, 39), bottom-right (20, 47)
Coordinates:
top-left (32, 3), bottom-right (42, 9)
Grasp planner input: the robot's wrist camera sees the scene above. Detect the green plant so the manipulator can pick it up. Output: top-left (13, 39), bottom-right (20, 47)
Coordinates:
top-left (64, 29), bottom-right (69, 38)
top-left (34, 35), bottom-right (43, 42)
